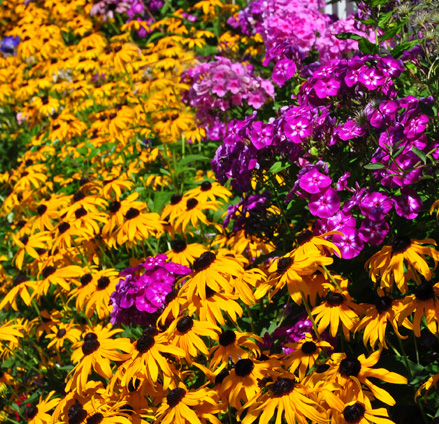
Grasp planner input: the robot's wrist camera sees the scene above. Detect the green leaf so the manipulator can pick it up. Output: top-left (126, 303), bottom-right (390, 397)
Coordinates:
top-left (269, 161), bottom-right (290, 174)
top-left (380, 24), bottom-right (403, 42)
top-left (152, 191), bottom-right (174, 213)
top-left (391, 40), bottom-right (420, 58)
top-left (364, 163), bottom-right (386, 170)
top-left (371, 0), bottom-right (390, 6)
top-left (412, 147), bottom-right (427, 164)
top-left (335, 32), bottom-right (363, 41)
top-left (358, 38), bottom-right (379, 55)
top-left (378, 10), bottom-right (394, 28)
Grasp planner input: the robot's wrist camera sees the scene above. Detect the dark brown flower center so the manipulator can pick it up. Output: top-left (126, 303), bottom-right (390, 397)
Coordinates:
top-left (235, 358), bottom-right (254, 377)
top-left (97, 276), bottom-right (110, 290)
top-left (165, 289), bottom-right (178, 304)
top-left (297, 229), bottom-right (314, 245)
top-left (75, 207), bottom-right (87, 219)
top-left (136, 334), bottom-right (155, 353)
top-left (343, 402), bottom-right (366, 423)
top-left (375, 296), bottom-right (393, 313)
top-left (215, 368), bottom-right (229, 385)
top-left (167, 387), bottom-right (186, 407)
top-left (176, 316), bottom-right (194, 334)
top-left (414, 283), bottom-right (435, 301)
top-left (81, 274), bottom-right (93, 286)
top-left (391, 236), bottom-right (412, 255)
top-left (19, 235), bottom-right (29, 245)
top-left (339, 356), bottom-right (361, 377)
top-left (37, 204), bottom-right (47, 215)
top-left (73, 191), bottom-right (86, 203)
top-left (82, 332), bottom-right (100, 355)
top-left (58, 222), bottom-right (71, 234)
top-left (193, 251), bottom-right (216, 272)
top-left (186, 198), bottom-right (198, 210)
top-left (200, 181), bottom-right (212, 191)
top-left (170, 194), bottom-right (182, 205)
top-left (301, 341), bottom-right (317, 355)
top-left (86, 412), bottom-right (103, 424)
top-left (14, 275), bottom-right (28, 285)
top-left (57, 329), bottom-right (67, 338)
top-left (68, 403), bottom-right (87, 424)
top-left (27, 406), bottom-right (38, 419)
top-left (42, 266), bottom-right (56, 279)
top-left (108, 201), bottom-right (121, 213)
top-left (271, 378), bottom-right (295, 397)
top-left (277, 257), bottom-right (293, 274)
top-left (326, 292), bottom-right (345, 306)
top-left (125, 208), bottom-right (140, 220)
top-left (171, 239), bottom-right (187, 253)
top-left (219, 330), bottom-right (236, 346)
top-left (316, 363), bottom-right (330, 373)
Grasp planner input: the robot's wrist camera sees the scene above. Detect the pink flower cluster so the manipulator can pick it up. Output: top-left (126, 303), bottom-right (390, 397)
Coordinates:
top-left (182, 56), bottom-right (274, 136)
top-left (110, 254), bottom-right (191, 326)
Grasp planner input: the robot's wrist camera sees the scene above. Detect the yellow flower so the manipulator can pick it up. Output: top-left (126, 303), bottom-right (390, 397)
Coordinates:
top-left (26, 391), bottom-right (59, 424)
top-left (66, 324), bottom-right (133, 395)
top-left (365, 236), bottom-right (439, 293)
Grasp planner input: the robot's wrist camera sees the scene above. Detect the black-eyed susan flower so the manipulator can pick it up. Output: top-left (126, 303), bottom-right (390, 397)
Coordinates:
top-left (220, 355), bottom-right (280, 410)
top-left (239, 373), bottom-right (327, 424)
top-left (66, 324), bottom-right (132, 395)
top-left (0, 274), bottom-right (34, 310)
top-left (366, 236), bottom-right (439, 293)
top-left (32, 264), bottom-right (82, 299)
top-left (11, 230), bottom-right (50, 269)
top-left (311, 277), bottom-right (364, 340)
top-left (26, 391), bottom-right (59, 424)
top-left (294, 228), bottom-right (341, 257)
top-left (181, 251), bottom-right (243, 301)
top-left (121, 328), bottom-right (185, 390)
top-left (209, 329), bottom-right (261, 369)
top-left (165, 315), bottom-right (219, 363)
top-left (45, 322), bottom-right (82, 352)
top-left (185, 180), bottom-right (231, 203)
top-left (173, 197), bottom-right (219, 233)
top-left (155, 383), bottom-right (219, 424)
top-left (161, 194), bottom-right (186, 223)
top-left (284, 333), bottom-right (332, 380)
top-left (325, 350), bottom-right (408, 406)
top-left (0, 320), bottom-right (25, 358)
top-left (165, 239), bottom-right (206, 266)
top-left (397, 281), bottom-right (439, 337)
top-left (355, 292), bottom-right (407, 349)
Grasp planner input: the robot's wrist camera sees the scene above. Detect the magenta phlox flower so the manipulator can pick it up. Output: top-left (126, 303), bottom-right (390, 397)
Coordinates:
top-left (249, 121), bottom-right (274, 150)
top-left (358, 66), bottom-right (386, 90)
top-left (272, 58), bottom-right (297, 86)
top-left (359, 191), bottom-right (393, 221)
top-left (358, 219), bottom-right (389, 245)
top-left (332, 226), bottom-right (364, 259)
top-left (336, 119), bottom-right (365, 140)
top-left (299, 168), bottom-right (332, 194)
top-left (393, 188), bottom-right (423, 219)
top-left (314, 77), bottom-right (341, 98)
top-left (316, 210), bottom-right (356, 233)
top-left (342, 184), bottom-right (366, 212)
top-left (336, 172), bottom-right (350, 191)
top-left (378, 57), bottom-right (405, 77)
top-left (283, 115), bottom-right (312, 143)
top-left (404, 114), bottom-right (429, 139)
top-left (110, 255), bottom-right (191, 326)
top-left (308, 187), bottom-right (340, 218)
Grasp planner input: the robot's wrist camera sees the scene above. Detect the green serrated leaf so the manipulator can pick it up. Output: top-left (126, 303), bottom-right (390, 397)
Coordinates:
top-left (358, 38), bottom-right (379, 55)
top-left (335, 32), bottom-right (363, 41)
top-left (364, 163), bottom-right (386, 170)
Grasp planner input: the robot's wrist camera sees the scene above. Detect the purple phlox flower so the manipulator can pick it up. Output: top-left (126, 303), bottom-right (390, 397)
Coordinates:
top-left (393, 188), bottom-right (423, 219)
top-left (332, 226), bottom-right (364, 259)
top-left (342, 184), bottom-right (366, 212)
top-left (401, 45), bottom-right (423, 61)
top-left (404, 114), bottom-right (429, 139)
top-left (359, 191), bottom-right (393, 221)
top-left (358, 66), bottom-right (386, 90)
top-left (358, 218), bottom-right (389, 245)
top-left (143, 254), bottom-right (167, 270)
top-left (249, 121), bottom-right (274, 150)
top-left (283, 116), bottom-right (312, 142)
top-left (0, 36), bottom-right (20, 55)
top-left (315, 210), bottom-right (356, 233)
top-left (336, 172), bottom-right (350, 191)
top-left (335, 119), bottom-right (365, 140)
top-left (272, 58), bottom-right (297, 86)
top-left (308, 187), bottom-right (341, 218)
top-left (314, 77), bottom-right (341, 98)
top-left (378, 57), bottom-right (405, 78)
top-left (299, 168), bottom-right (332, 194)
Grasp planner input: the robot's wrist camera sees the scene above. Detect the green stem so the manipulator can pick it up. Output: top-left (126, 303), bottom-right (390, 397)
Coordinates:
top-left (245, 305), bottom-right (256, 335)
top-left (322, 265), bottom-right (342, 291)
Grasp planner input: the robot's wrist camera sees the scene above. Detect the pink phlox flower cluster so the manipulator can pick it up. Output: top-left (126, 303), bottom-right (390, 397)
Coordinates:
top-left (110, 254), bottom-right (191, 326)
top-left (90, 0), bottom-right (131, 21)
top-left (183, 56), bottom-right (274, 117)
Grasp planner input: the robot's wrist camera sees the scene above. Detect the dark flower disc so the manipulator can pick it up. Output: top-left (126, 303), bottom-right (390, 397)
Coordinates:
top-left (82, 332), bottom-right (100, 355)
top-left (391, 236), bottom-right (411, 255)
top-left (86, 412), bottom-right (104, 424)
top-left (171, 239), bottom-right (187, 253)
top-left (219, 330), bottom-right (236, 347)
top-left (343, 402), bottom-right (366, 423)
top-left (56, 329), bottom-right (67, 338)
top-left (296, 229), bottom-right (314, 245)
top-left (339, 356), bottom-right (361, 377)
top-left (375, 296), bottom-right (393, 313)
top-left (414, 283), bottom-right (435, 301)
top-left (176, 316), bottom-right (194, 334)
top-left (277, 257), bottom-right (293, 274)
top-left (326, 291), bottom-right (345, 306)
top-left (136, 334), bottom-right (155, 353)
top-left (167, 387), bottom-right (186, 407)
top-left (97, 276), bottom-right (110, 290)
top-left (235, 358), bottom-right (254, 377)
top-left (193, 251), bottom-right (216, 272)
top-left (186, 198), bottom-right (198, 210)
top-left (301, 341), bottom-right (317, 355)
top-left (271, 378), bottom-right (295, 397)
top-left (125, 208), bottom-right (140, 220)
top-left (215, 368), bottom-right (229, 385)
top-left (27, 406), bottom-right (38, 419)
top-left (200, 181), bottom-right (212, 191)
top-left (42, 266), bottom-right (56, 279)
